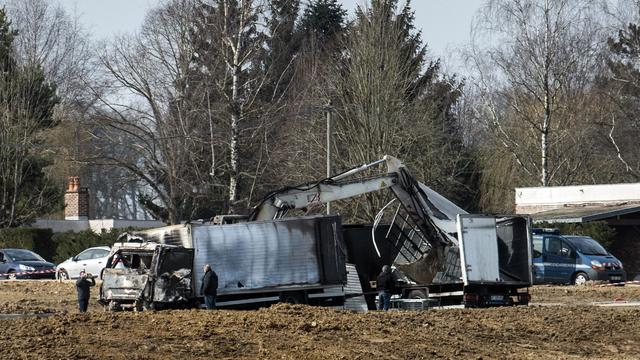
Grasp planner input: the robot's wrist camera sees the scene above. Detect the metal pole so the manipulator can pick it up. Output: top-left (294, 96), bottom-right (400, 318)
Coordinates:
top-left (326, 101), bottom-right (332, 215)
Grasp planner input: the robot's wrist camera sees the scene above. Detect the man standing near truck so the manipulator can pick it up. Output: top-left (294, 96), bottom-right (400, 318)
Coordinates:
top-left (201, 264), bottom-right (218, 309)
top-left (376, 265), bottom-right (394, 311)
top-left (76, 270), bottom-right (95, 313)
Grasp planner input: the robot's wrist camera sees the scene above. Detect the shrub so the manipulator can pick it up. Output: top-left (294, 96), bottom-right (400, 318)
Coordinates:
top-left (0, 228), bottom-right (55, 261)
top-left (51, 230), bottom-right (104, 263)
top-left (51, 227), bottom-right (142, 264)
top-left (0, 227), bottom-right (149, 264)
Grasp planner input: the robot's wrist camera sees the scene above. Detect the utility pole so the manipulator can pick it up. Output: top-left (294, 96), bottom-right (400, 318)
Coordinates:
top-left (326, 100), bottom-right (332, 215)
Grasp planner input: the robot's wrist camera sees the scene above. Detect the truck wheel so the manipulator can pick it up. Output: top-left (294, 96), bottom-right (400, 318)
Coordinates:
top-left (143, 301), bottom-right (156, 311)
top-left (7, 270), bottom-right (16, 280)
top-left (573, 272), bottom-right (589, 285)
top-left (56, 270), bottom-right (69, 280)
top-left (280, 292), bottom-right (305, 304)
top-left (407, 290), bottom-right (427, 299)
top-left (108, 301), bottom-right (119, 312)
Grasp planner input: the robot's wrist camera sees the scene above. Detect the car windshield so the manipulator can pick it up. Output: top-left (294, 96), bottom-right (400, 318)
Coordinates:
top-left (565, 237), bottom-right (608, 256)
top-left (4, 249), bottom-right (45, 261)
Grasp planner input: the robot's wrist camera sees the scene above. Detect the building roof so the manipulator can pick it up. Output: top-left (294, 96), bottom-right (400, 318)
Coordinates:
top-left (530, 204), bottom-right (640, 223)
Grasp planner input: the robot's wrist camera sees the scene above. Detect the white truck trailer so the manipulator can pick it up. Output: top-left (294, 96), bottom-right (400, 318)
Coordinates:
top-left (99, 215), bottom-right (349, 310)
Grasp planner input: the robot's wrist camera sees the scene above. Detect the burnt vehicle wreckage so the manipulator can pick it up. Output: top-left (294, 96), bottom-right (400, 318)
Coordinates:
top-left (99, 155), bottom-right (533, 311)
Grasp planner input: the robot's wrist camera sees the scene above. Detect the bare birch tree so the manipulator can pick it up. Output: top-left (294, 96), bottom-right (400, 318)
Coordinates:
top-left (191, 0), bottom-right (302, 212)
top-left (467, 0), bottom-right (604, 188)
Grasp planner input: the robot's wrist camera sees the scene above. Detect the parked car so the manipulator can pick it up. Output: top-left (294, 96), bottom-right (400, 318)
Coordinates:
top-left (56, 246), bottom-right (111, 280)
top-left (532, 229), bottom-right (625, 285)
top-left (0, 249), bottom-right (56, 279)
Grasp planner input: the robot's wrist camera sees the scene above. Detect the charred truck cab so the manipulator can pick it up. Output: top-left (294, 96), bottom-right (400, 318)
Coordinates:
top-left (99, 242), bottom-right (194, 311)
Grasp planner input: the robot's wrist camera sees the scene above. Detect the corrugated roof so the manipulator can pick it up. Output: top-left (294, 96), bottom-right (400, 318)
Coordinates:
top-left (531, 204), bottom-right (640, 223)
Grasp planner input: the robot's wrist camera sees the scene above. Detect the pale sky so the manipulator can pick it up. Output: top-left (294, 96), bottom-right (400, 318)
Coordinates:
top-left (61, 0), bottom-right (483, 67)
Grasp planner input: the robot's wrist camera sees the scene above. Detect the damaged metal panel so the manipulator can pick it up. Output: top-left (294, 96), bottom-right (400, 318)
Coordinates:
top-left (101, 269), bottom-right (149, 301)
top-left (152, 268), bottom-right (192, 302)
top-left (456, 214), bottom-right (532, 286)
top-left (134, 225), bottom-right (192, 247)
top-left (191, 216), bottom-right (345, 296)
top-left (152, 248), bottom-right (193, 302)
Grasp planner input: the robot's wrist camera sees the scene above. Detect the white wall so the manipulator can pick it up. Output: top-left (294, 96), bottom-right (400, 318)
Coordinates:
top-left (31, 219), bottom-right (165, 233)
top-left (515, 183), bottom-right (640, 206)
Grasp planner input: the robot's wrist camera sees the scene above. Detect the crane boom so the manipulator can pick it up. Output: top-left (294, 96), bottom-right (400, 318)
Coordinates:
top-left (251, 156), bottom-right (461, 237)
top-left (242, 155), bottom-right (533, 301)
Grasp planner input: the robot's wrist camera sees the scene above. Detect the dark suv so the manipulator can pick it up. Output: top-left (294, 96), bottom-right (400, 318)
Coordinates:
top-left (0, 249), bottom-right (56, 279)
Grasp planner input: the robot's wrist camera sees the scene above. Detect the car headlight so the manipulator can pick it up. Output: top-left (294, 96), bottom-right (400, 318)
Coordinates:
top-left (590, 260), bottom-right (602, 268)
top-left (18, 264), bottom-right (35, 271)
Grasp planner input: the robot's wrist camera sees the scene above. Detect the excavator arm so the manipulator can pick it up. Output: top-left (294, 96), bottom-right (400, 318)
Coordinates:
top-left (251, 157), bottom-right (401, 220)
top-left (249, 155), bottom-right (467, 283)
top-left (250, 156), bottom-right (460, 245)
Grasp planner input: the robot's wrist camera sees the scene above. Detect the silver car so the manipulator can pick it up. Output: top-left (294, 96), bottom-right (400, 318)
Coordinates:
top-left (56, 246), bottom-right (111, 279)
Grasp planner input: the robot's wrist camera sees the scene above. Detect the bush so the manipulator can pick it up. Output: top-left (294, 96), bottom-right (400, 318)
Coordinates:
top-left (537, 221), bottom-right (616, 250)
top-left (51, 230), bottom-right (104, 264)
top-left (0, 228), bottom-right (55, 261)
top-left (0, 226), bottom-right (145, 264)
top-left (51, 227), bottom-right (142, 264)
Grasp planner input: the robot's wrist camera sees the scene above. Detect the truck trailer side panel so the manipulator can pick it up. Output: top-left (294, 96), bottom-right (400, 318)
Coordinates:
top-left (185, 216), bottom-right (346, 297)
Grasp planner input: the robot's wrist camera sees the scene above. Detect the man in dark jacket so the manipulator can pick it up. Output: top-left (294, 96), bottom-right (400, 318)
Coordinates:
top-left (201, 264), bottom-right (218, 309)
top-left (376, 265), bottom-right (394, 311)
top-left (76, 270), bottom-right (96, 313)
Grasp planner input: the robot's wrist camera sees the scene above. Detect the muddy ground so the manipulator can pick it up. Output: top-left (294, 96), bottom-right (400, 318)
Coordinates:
top-left (1, 281), bottom-right (639, 359)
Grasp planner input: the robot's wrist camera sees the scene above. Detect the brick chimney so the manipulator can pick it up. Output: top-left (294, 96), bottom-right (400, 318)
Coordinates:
top-left (64, 176), bottom-right (90, 220)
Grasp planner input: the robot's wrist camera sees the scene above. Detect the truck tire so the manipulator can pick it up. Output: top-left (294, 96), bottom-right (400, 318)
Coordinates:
top-left (573, 272), bottom-right (589, 285)
top-left (143, 301), bottom-right (156, 311)
top-left (56, 269), bottom-right (69, 280)
top-left (107, 301), bottom-right (120, 312)
top-left (280, 292), bottom-right (305, 304)
top-left (407, 290), bottom-right (427, 299)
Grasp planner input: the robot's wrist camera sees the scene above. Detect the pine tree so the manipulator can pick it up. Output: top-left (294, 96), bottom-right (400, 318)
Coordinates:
top-left (332, 0), bottom-right (470, 220)
top-left (298, 0), bottom-right (347, 46)
top-left (0, 7), bottom-right (61, 227)
top-left (264, 0), bottom-right (300, 99)
top-left (607, 19), bottom-right (640, 97)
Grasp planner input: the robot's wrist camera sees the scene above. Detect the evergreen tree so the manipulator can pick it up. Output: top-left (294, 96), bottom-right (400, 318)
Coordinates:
top-left (264, 0), bottom-right (300, 99)
top-left (607, 18), bottom-right (640, 97)
top-left (0, 7), bottom-right (61, 227)
top-left (597, 13), bottom-right (640, 182)
top-left (298, 0), bottom-right (347, 46)
top-left (331, 0), bottom-right (471, 220)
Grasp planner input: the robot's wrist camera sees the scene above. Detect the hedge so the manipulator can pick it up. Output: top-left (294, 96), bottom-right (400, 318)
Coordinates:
top-left (0, 228), bottom-right (55, 261)
top-left (0, 227), bottom-right (141, 264)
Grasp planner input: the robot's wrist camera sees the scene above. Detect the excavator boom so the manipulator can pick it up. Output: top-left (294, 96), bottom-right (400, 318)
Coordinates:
top-left (249, 156), bottom-right (469, 283)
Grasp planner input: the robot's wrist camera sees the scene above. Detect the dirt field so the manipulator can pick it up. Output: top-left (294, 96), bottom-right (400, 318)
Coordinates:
top-left (1, 281), bottom-right (639, 359)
